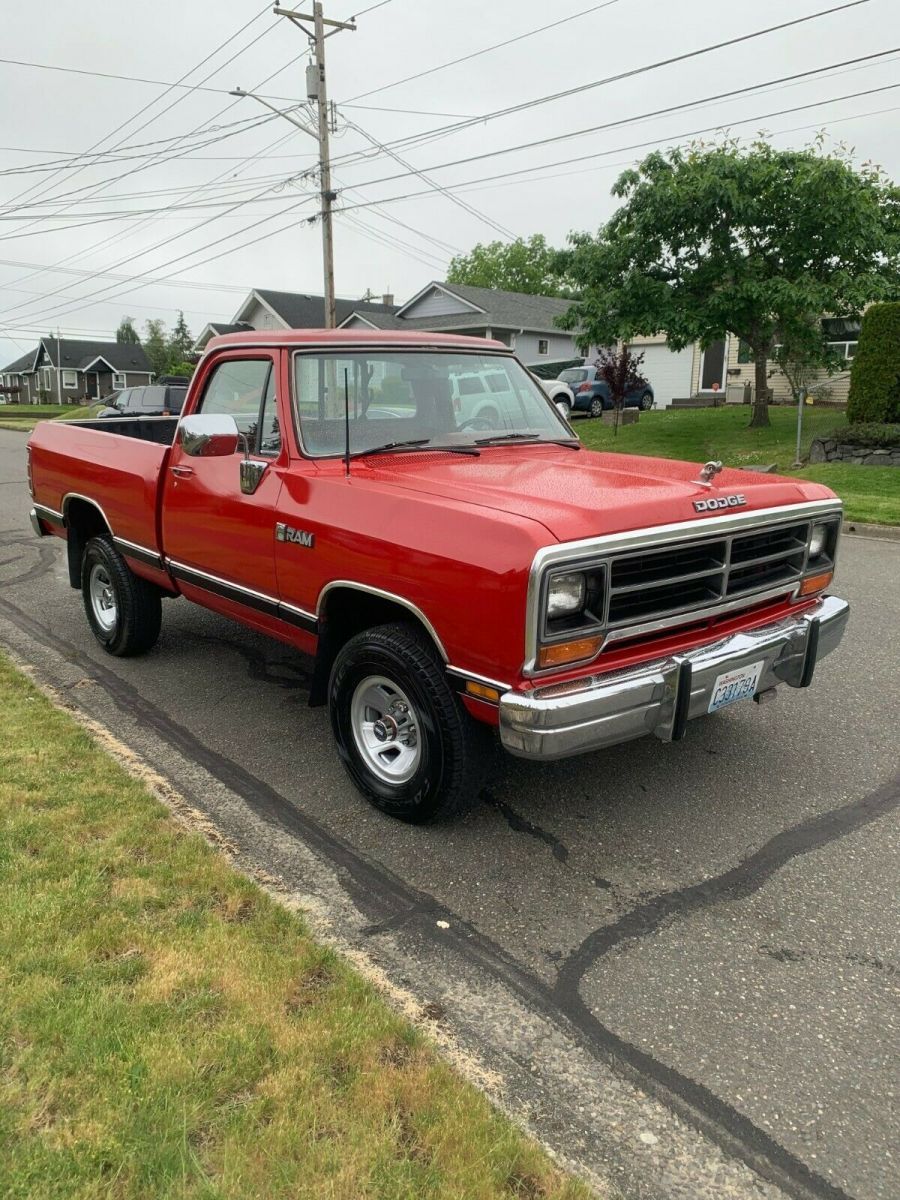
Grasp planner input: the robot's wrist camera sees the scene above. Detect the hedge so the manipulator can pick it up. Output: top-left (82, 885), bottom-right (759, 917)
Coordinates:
top-left (825, 422), bottom-right (900, 448)
top-left (847, 302), bottom-right (900, 423)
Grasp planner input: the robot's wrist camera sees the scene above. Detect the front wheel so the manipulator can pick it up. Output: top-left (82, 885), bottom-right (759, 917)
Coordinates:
top-left (81, 536), bottom-right (162, 656)
top-left (329, 622), bottom-right (482, 822)
top-left (639, 391), bottom-right (654, 411)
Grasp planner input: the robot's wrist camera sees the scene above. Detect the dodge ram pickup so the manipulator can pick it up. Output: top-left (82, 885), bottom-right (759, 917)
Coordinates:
top-left (27, 330), bottom-right (849, 822)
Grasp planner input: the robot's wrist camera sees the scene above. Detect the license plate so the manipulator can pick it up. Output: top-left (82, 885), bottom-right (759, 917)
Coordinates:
top-left (708, 660), bottom-right (764, 713)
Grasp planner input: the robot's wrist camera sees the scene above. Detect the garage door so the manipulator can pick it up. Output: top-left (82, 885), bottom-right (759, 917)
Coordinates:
top-left (630, 342), bottom-right (693, 408)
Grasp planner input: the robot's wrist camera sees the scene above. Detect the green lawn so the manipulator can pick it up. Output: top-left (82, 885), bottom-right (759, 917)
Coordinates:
top-left (0, 653), bottom-right (588, 1200)
top-left (576, 405), bottom-right (899, 525)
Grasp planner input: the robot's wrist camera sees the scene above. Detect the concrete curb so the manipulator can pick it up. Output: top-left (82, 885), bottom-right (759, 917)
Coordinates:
top-left (844, 520), bottom-right (900, 541)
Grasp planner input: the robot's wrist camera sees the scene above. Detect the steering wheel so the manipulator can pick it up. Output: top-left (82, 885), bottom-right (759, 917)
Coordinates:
top-left (457, 415), bottom-right (497, 431)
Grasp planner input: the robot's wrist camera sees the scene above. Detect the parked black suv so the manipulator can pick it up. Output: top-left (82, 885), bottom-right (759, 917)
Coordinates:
top-left (97, 378), bottom-right (189, 418)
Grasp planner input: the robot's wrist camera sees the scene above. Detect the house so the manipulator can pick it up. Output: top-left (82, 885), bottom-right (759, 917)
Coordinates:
top-left (623, 318), bottom-right (859, 409)
top-left (212, 280), bottom-right (598, 366)
top-left (192, 289), bottom-right (402, 352)
top-left (340, 281), bottom-right (591, 363)
top-left (1, 337), bottom-right (154, 404)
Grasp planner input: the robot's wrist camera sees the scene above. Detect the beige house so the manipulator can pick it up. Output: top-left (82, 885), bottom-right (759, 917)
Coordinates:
top-left (624, 318), bottom-right (858, 409)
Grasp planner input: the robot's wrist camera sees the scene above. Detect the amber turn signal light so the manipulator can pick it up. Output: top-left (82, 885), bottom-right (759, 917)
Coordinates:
top-left (538, 636), bottom-right (603, 669)
top-left (798, 570), bottom-right (833, 597)
top-left (465, 680), bottom-right (501, 703)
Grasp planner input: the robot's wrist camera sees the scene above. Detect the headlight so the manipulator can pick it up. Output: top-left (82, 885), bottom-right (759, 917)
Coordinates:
top-left (809, 523), bottom-right (829, 559)
top-left (547, 572), bottom-right (585, 617)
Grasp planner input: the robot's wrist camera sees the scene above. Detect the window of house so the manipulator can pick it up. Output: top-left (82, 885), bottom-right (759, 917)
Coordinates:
top-left (737, 340), bottom-right (753, 364)
top-left (40, 367), bottom-right (52, 392)
top-left (827, 341), bottom-right (857, 361)
top-left (537, 339), bottom-right (549, 355)
top-left (112, 372), bottom-right (127, 390)
top-left (62, 369), bottom-right (78, 389)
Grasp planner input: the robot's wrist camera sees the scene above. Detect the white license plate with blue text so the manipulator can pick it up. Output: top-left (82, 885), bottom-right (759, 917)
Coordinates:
top-left (708, 660), bottom-right (765, 714)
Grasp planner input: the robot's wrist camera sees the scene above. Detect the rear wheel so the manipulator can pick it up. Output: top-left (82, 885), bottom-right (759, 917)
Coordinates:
top-left (81, 536), bottom-right (161, 656)
top-left (589, 397), bottom-right (604, 418)
top-left (329, 622), bottom-right (482, 822)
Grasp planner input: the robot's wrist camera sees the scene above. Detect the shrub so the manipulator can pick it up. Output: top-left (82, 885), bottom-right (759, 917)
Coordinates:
top-left (825, 422), bottom-right (900, 448)
top-left (847, 302), bottom-right (900, 423)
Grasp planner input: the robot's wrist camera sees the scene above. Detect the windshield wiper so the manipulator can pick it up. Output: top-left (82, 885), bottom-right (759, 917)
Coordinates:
top-left (474, 433), bottom-right (581, 450)
top-left (351, 438), bottom-right (481, 459)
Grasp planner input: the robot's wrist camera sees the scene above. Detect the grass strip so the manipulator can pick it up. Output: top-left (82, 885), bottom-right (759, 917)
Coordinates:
top-left (576, 406), bottom-right (899, 525)
top-left (0, 653), bottom-right (589, 1200)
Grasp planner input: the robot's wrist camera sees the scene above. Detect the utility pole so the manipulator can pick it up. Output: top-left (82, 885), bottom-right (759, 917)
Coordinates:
top-left (272, 3), bottom-right (355, 328)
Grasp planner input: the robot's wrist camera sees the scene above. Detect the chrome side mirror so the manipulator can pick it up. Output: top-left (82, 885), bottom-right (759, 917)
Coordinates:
top-left (178, 413), bottom-right (240, 457)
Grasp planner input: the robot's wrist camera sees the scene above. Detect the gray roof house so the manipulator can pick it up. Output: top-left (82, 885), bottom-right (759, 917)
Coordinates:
top-left (211, 280), bottom-right (589, 366)
top-left (2, 337), bottom-right (153, 404)
top-left (193, 289), bottom-right (401, 351)
top-left (339, 281), bottom-right (586, 363)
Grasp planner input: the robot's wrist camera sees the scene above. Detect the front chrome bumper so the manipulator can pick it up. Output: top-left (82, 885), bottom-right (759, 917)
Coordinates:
top-left (500, 595), bottom-right (849, 760)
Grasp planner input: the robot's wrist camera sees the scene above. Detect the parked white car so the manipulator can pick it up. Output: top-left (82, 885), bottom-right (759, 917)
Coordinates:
top-left (537, 377), bottom-right (574, 419)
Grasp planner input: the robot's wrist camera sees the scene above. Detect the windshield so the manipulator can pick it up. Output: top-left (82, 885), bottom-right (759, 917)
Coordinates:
top-left (293, 351), bottom-right (575, 457)
top-left (559, 368), bottom-right (588, 383)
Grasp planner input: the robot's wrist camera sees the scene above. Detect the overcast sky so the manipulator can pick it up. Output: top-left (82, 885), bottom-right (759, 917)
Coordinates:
top-left (1, 0), bottom-right (898, 366)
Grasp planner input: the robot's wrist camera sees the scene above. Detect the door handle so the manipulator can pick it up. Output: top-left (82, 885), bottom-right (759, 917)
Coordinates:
top-left (170, 464), bottom-right (193, 478)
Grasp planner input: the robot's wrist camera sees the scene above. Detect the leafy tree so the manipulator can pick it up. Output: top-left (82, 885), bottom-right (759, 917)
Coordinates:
top-left (595, 346), bottom-right (648, 436)
top-left (116, 316), bottom-right (140, 344)
top-left (848, 302), bottom-right (900, 423)
top-left (143, 318), bottom-right (169, 378)
top-left (558, 138), bottom-right (900, 427)
top-left (167, 311), bottom-right (193, 365)
top-left (169, 361), bottom-right (196, 379)
top-left (447, 234), bottom-right (568, 296)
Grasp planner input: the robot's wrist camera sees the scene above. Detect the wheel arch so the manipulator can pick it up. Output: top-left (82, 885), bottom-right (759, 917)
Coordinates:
top-left (309, 581), bottom-right (447, 707)
top-left (62, 493), bottom-right (113, 588)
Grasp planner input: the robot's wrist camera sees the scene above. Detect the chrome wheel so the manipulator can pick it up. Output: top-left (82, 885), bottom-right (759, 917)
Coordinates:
top-left (89, 563), bottom-right (117, 633)
top-left (350, 675), bottom-right (421, 784)
top-left (556, 400), bottom-right (572, 420)
top-left (590, 397), bottom-right (604, 418)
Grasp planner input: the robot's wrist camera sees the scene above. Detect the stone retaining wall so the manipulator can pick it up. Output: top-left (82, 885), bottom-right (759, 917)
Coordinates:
top-left (808, 437), bottom-right (900, 466)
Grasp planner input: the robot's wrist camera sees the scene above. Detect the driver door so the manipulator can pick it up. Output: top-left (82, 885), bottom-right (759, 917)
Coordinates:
top-left (162, 352), bottom-right (284, 602)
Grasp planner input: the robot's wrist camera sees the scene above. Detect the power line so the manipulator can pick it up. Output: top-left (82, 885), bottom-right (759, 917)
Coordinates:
top-left (335, 0), bottom-right (877, 166)
top-left (337, 56), bottom-right (900, 196)
top-left (333, 81), bottom-right (900, 217)
top-left (342, 0), bottom-right (626, 104)
top-left (0, 56), bottom-right (310, 103)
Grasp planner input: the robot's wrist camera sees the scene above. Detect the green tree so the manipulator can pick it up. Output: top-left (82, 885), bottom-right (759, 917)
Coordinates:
top-left (447, 234), bottom-right (568, 296)
top-left (143, 318), bottom-right (169, 378)
top-left (167, 311), bottom-right (193, 365)
top-left (558, 139), bottom-right (900, 427)
top-left (116, 316), bottom-right (140, 344)
top-left (847, 302), bottom-right (900, 423)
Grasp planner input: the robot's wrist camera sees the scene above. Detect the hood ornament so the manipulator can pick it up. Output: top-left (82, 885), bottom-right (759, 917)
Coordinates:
top-left (695, 459), bottom-right (723, 488)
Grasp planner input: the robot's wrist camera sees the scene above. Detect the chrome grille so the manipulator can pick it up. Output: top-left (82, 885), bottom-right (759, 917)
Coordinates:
top-left (606, 519), bottom-right (811, 631)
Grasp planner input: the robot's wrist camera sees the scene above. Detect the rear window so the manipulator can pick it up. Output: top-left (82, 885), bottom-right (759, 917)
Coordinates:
top-left (140, 387), bottom-right (166, 408)
top-left (559, 368), bottom-right (588, 383)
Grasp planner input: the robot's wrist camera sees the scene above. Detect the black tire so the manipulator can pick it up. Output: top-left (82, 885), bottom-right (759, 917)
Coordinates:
top-left (329, 622), bottom-right (482, 822)
top-left (640, 391), bottom-right (654, 411)
top-left (589, 397), bottom-right (604, 418)
top-left (81, 535), bottom-right (162, 657)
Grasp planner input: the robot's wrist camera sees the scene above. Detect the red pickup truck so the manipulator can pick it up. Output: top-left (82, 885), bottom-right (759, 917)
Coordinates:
top-left (27, 330), bottom-right (849, 822)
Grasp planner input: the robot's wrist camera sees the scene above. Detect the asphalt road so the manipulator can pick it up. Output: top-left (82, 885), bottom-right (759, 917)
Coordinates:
top-left (1, 427), bottom-right (897, 1200)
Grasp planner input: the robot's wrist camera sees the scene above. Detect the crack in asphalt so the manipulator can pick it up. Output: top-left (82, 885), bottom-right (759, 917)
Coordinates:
top-left (483, 787), bottom-right (570, 863)
top-left (553, 775), bottom-right (900, 1000)
top-left (0, 579), bottom-right (892, 1200)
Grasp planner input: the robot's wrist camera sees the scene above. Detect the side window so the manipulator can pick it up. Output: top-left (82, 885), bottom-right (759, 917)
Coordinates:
top-left (141, 387), bottom-right (164, 408)
top-left (258, 369), bottom-right (281, 456)
top-left (127, 388), bottom-right (144, 409)
top-left (198, 359), bottom-right (271, 446)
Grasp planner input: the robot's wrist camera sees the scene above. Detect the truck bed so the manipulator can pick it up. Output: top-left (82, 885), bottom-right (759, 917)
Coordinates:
top-left (28, 416), bottom-right (179, 555)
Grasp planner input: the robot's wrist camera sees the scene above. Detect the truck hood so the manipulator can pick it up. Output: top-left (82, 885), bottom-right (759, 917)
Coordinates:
top-left (360, 446), bottom-right (834, 542)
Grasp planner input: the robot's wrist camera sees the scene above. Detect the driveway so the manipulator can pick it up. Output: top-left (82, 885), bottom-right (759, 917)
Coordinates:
top-left (1, 428), bottom-right (897, 1200)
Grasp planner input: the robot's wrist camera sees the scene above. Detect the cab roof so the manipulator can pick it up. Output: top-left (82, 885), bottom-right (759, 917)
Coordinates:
top-left (205, 329), bottom-right (510, 353)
